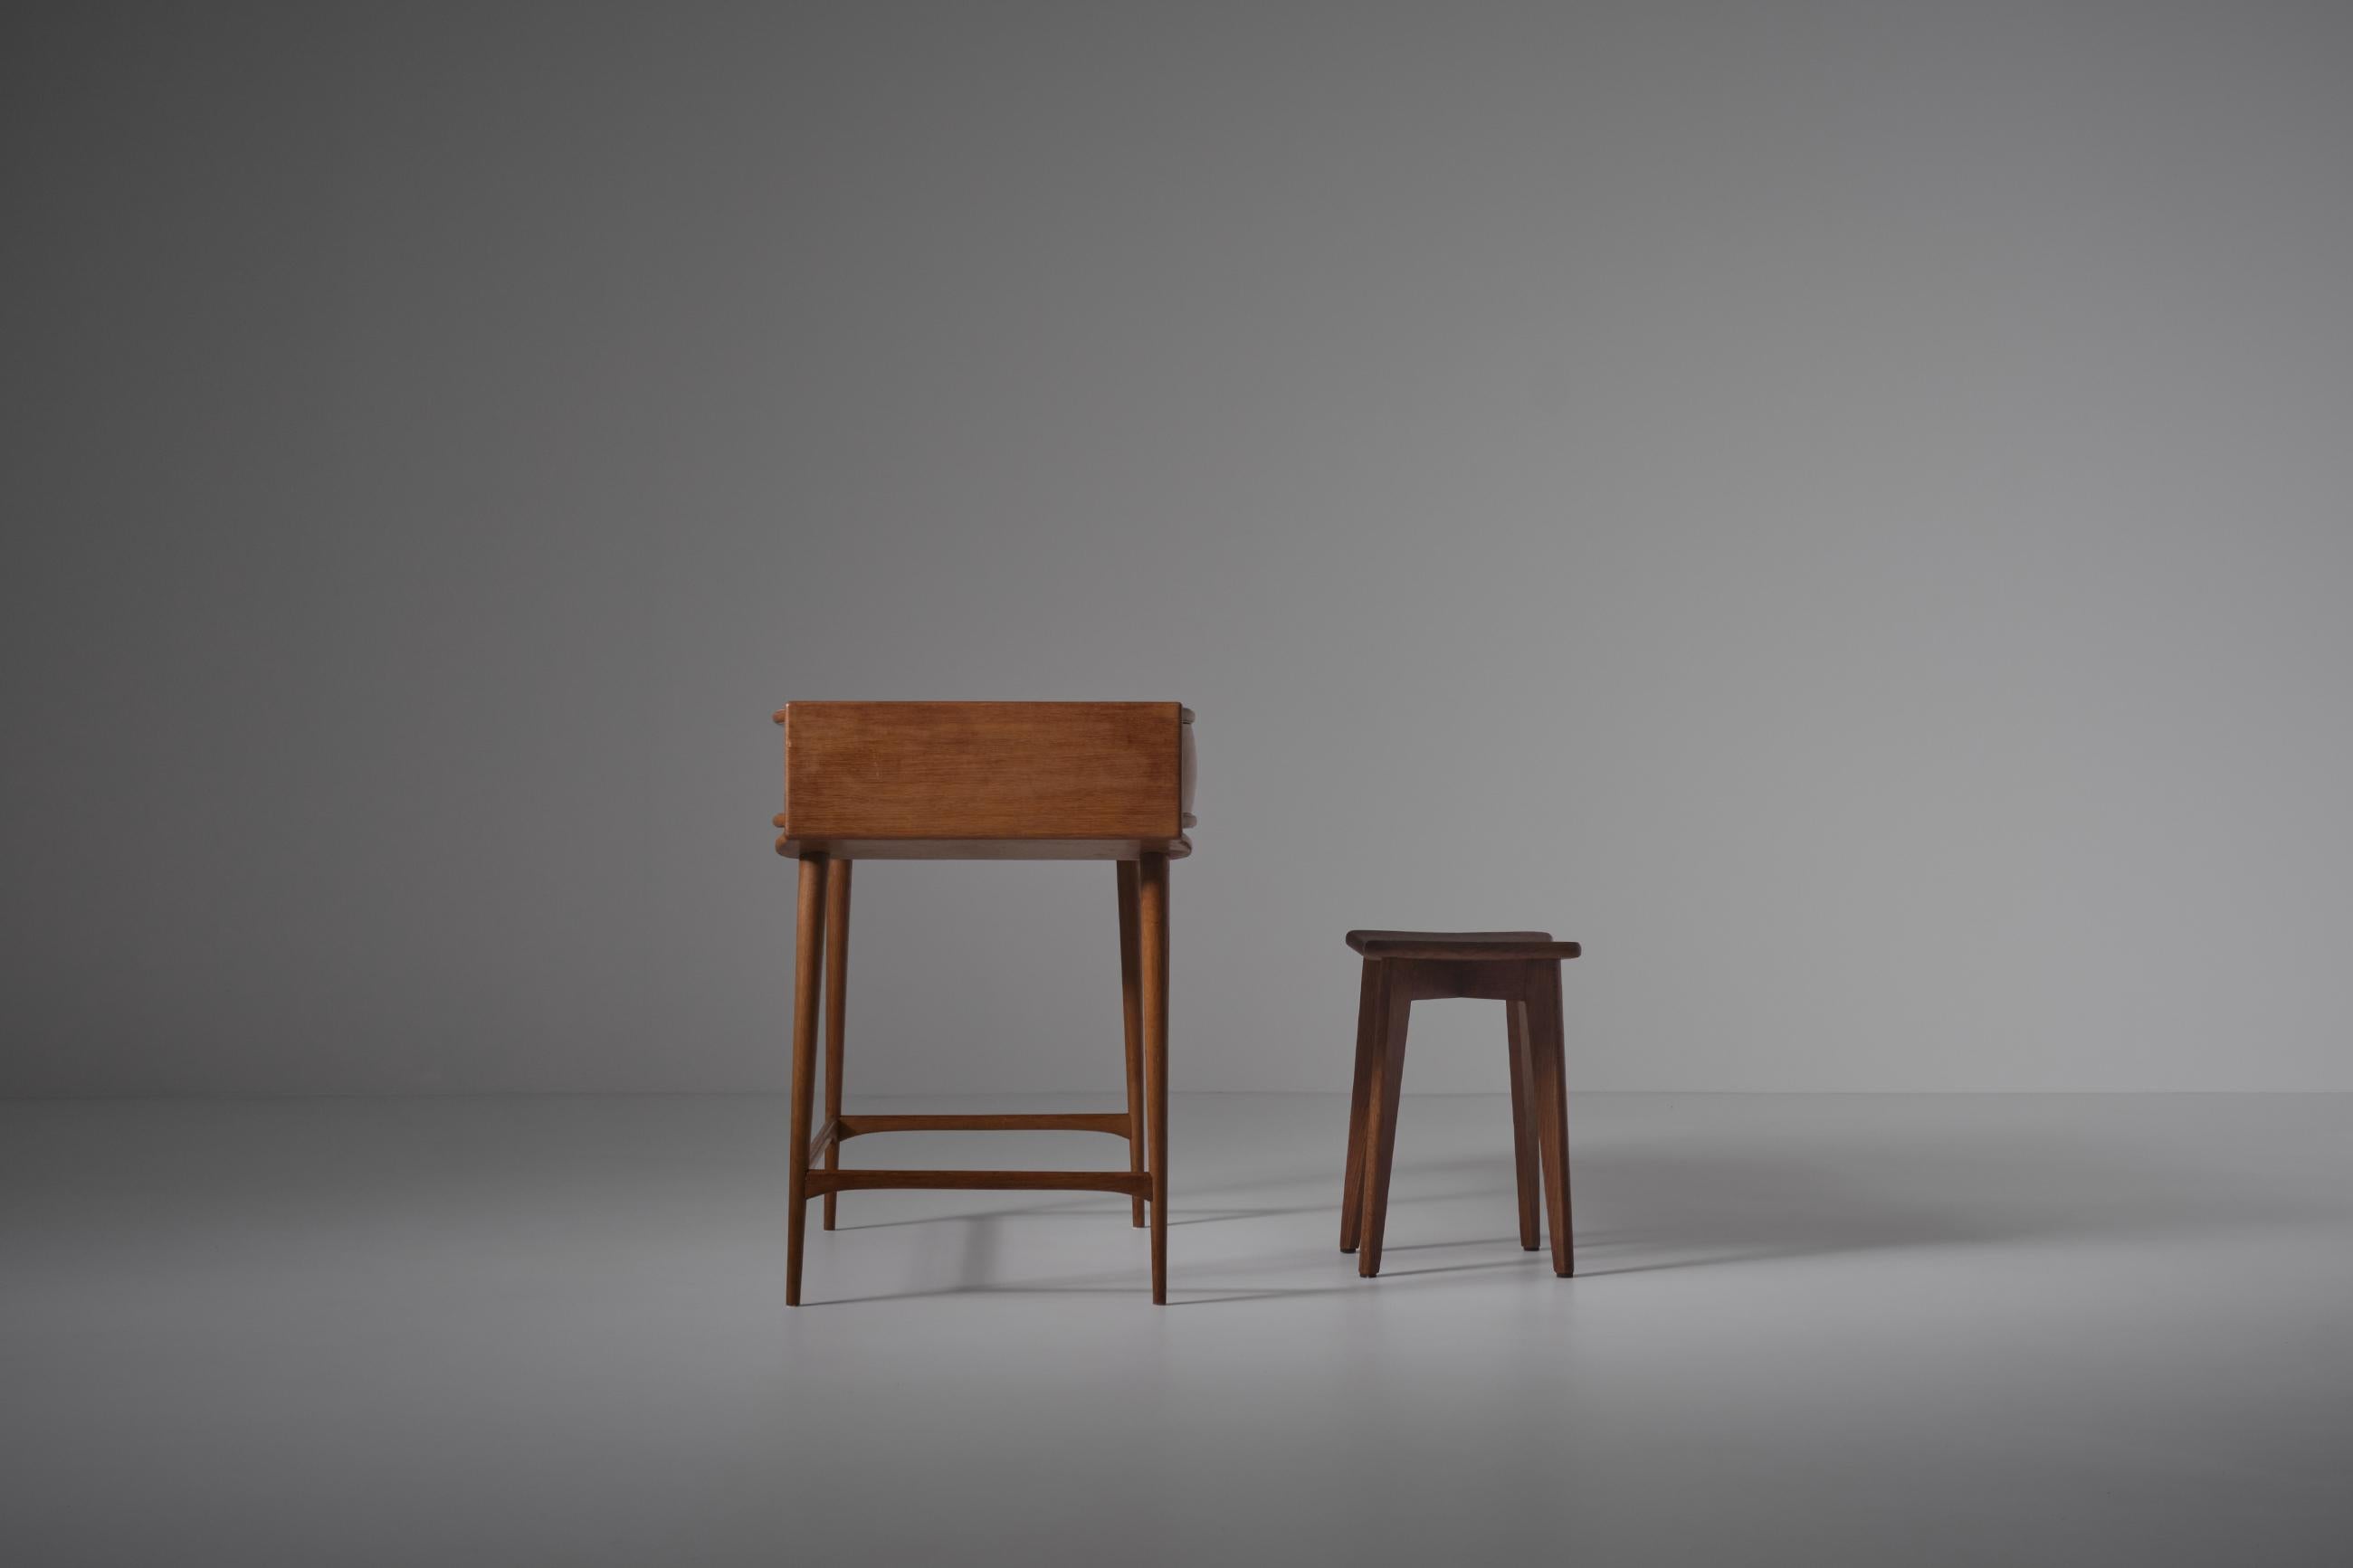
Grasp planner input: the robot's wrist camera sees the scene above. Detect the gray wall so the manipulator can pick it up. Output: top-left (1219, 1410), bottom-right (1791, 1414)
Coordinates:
top-left (6, 1), bottom-right (2352, 1096)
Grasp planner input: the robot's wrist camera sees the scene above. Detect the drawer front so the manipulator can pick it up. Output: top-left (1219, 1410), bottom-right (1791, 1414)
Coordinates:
top-left (779, 701), bottom-right (1186, 841)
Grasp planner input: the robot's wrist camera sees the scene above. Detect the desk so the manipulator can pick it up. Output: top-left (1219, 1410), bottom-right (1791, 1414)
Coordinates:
top-left (773, 702), bottom-right (1194, 1304)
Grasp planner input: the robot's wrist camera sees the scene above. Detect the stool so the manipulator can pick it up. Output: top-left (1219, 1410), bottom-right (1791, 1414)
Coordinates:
top-left (1338, 929), bottom-right (1583, 1278)
top-left (773, 701), bottom-right (1196, 1305)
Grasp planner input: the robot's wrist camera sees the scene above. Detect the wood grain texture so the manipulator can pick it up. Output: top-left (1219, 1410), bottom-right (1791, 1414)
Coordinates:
top-left (777, 702), bottom-right (1184, 841)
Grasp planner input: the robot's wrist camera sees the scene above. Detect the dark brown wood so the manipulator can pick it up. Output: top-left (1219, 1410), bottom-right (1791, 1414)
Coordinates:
top-left (1138, 851), bottom-right (1171, 1304)
top-left (775, 835), bottom-right (1191, 862)
top-left (836, 1112), bottom-right (1131, 1136)
top-left (794, 1107), bottom-right (1141, 1211)
top-left (777, 702), bottom-right (1185, 843)
top-left (1381, 956), bottom-right (1550, 1003)
top-left (1505, 997), bottom-right (1541, 1251)
top-left (785, 851), bottom-right (829, 1307)
top-left (1343, 928), bottom-right (1577, 1278)
top-left (1338, 958), bottom-right (1386, 1253)
top-left (1347, 930), bottom-right (1582, 961)
top-left (1348, 929), bottom-right (1552, 949)
top-left (821, 858), bottom-right (852, 1231)
top-left (1357, 984), bottom-right (1413, 1277)
top-left (807, 1169), bottom-right (1152, 1195)
top-left (1117, 860), bottom-right (1148, 1228)
top-left (1529, 963), bottom-right (1574, 1277)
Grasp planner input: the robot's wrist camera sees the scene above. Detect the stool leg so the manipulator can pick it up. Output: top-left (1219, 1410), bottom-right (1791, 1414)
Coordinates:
top-left (1138, 851), bottom-right (1172, 1304)
top-left (1358, 989), bottom-right (1412, 1277)
top-left (1505, 997), bottom-right (1542, 1251)
top-left (1529, 962), bottom-right (1574, 1278)
top-left (1117, 860), bottom-right (1147, 1229)
top-left (821, 859), bottom-right (852, 1231)
top-left (1339, 958), bottom-right (1386, 1252)
top-left (785, 851), bottom-right (829, 1306)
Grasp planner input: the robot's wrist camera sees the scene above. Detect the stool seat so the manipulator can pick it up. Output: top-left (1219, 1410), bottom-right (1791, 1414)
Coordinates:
top-left (1345, 929), bottom-right (1582, 960)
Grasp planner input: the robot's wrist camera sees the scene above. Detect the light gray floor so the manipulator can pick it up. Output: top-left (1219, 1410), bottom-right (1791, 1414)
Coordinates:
top-left (5, 1093), bottom-right (2349, 1567)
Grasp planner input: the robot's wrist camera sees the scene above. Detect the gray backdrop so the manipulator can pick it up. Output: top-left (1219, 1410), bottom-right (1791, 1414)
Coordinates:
top-left (6, 1), bottom-right (2351, 1096)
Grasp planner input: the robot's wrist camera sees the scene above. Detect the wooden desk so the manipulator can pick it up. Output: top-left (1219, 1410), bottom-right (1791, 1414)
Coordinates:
top-left (772, 702), bottom-right (1193, 1304)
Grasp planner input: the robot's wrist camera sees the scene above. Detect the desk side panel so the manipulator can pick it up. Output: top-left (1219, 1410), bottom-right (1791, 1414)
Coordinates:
top-left (779, 702), bottom-right (1183, 840)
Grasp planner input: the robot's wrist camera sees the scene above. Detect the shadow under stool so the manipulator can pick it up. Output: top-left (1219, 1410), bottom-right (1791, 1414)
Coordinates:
top-left (1339, 929), bottom-right (1583, 1278)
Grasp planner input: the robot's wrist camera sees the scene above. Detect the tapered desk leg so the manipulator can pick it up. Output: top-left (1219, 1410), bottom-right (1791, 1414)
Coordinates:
top-left (1117, 860), bottom-right (1147, 1229)
top-left (1138, 851), bottom-right (1171, 1303)
top-left (1358, 990), bottom-right (1412, 1277)
top-left (1339, 959), bottom-right (1386, 1253)
top-left (1506, 997), bottom-right (1541, 1251)
top-left (1529, 963), bottom-right (1575, 1278)
top-left (820, 860), bottom-right (852, 1231)
top-left (786, 851), bottom-right (829, 1306)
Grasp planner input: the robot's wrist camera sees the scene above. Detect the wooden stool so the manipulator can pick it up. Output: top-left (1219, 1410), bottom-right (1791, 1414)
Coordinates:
top-left (1338, 930), bottom-right (1583, 1278)
top-left (773, 701), bottom-right (1196, 1305)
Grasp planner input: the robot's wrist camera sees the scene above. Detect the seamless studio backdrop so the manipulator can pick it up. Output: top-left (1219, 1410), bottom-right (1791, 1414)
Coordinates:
top-left (5, 1), bottom-right (2351, 1098)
